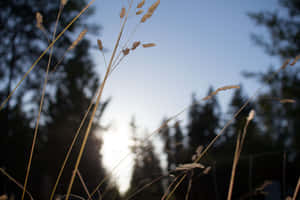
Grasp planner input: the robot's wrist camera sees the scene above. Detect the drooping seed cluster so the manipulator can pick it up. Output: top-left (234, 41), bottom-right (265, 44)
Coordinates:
top-left (69, 29), bottom-right (88, 50)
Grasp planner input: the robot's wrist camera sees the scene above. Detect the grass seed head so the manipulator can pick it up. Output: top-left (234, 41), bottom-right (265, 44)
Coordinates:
top-left (291, 54), bottom-right (300, 66)
top-left (148, 0), bottom-right (160, 13)
top-left (36, 12), bottom-right (44, 30)
top-left (279, 99), bottom-right (296, 104)
top-left (142, 43), bottom-right (156, 48)
top-left (61, 0), bottom-right (68, 6)
top-left (120, 7), bottom-right (126, 18)
top-left (69, 29), bottom-right (87, 50)
top-left (136, 9), bottom-right (144, 15)
top-left (122, 48), bottom-right (130, 56)
top-left (97, 39), bottom-right (103, 51)
top-left (203, 166), bottom-right (212, 174)
top-left (137, 0), bottom-right (145, 8)
top-left (247, 110), bottom-right (255, 122)
top-left (202, 85), bottom-right (240, 101)
top-left (131, 41), bottom-right (141, 50)
top-left (140, 0), bottom-right (160, 23)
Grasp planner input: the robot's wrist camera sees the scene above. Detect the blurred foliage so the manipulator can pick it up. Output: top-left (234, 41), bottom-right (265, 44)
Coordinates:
top-left (0, 0), bottom-right (119, 199)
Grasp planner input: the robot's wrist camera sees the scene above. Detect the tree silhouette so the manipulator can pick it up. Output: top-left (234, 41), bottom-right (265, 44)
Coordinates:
top-left (187, 88), bottom-right (220, 152)
top-left (248, 0), bottom-right (300, 197)
top-left (126, 118), bottom-right (164, 200)
top-left (0, 0), bottom-right (114, 199)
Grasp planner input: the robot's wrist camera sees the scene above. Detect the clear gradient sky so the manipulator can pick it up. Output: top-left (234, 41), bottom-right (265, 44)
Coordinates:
top-left (87, 0), bottom-right (280, 193)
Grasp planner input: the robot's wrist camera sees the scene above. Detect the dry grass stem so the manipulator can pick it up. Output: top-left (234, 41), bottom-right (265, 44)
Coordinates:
top-left (227, 132), bottom-right (242, 200)
top-left (292, 177), bottom-right (300, 200)
top-left (0, 168), bottom-right (34, 200)
top-left (69, 29), bottom-right (88, 50)
top-left (49, 87), bottom-right (99, 200)
top-left (280, 59), bottom-right (291, 70)
top-left (125, 175), bottom-right (167, 200)
top-left (291, 54), bottom-right (300, 66)
top-left (185, 171), bottom-right (194, 200)
top-left (76, 170), bottom-right (92, 199)
top-left (256, 180), bottom-right (272, 191)
top-left (227, 109), bottom-right (255, 200)
top-left (137, 0), bottom-right (145, 8)
top-left (65, 1), bottom-right (134, 199)
top-left (0, 0), bottom-right (96, 111)
top-left (161, 175), bottom-right (182, 200)
top-left (51, 51), bottom-right (68, 73)
top-left (203, 166), bottom-right (212, 175)
top-left (142, 43), bottom-right (156, 48)
top-left (175, 163), bottom-right (205, 171)
top-left (202, 85), bottom-right (240, 101)
top-left (22, 4), bottom-right (65, 199)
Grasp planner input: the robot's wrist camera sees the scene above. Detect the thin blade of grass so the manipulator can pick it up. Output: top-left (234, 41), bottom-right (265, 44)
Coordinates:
top-left (76, 170), bottom-right (92, 199)
top-left (21, 4), bottom-right (64, 199)
top-left (64, 1), bottom-right (134, 199)
top-left (0, 168), bottom-right (34, 200)
top-left (292, 177), bottom-right (300, 200)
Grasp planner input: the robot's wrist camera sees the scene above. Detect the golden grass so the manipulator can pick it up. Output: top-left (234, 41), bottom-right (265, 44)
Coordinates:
top-left (142, 43), bottom-right (156, 48)
top-left (64, 1), bottom-right (134, 199)
top-left (227, 110), bottom-right (255, 200)
top-left (163, 57), bottom-right (298, 200)
top-left (0, 0), bottom-right (97, 111)
top-left (137, 0), bottom-right (145, 9)
top-left (22, 3), bottom-right (65, 199)
top-left (68, 29), bottom-right (88, 50)
top-left (76, 170), bottom-right (92, 199)
top-left (292, 177), bottom-right (300, 200)
top-left (3, 0), bottom-right (300, 199)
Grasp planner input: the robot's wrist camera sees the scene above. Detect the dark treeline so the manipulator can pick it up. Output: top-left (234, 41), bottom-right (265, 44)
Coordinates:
top-left (2, 0), bottom-right (300, 200)
top-left (0, 0), bottom-right (120, 199)
top-left (124, 0), bottom-right (300, 199)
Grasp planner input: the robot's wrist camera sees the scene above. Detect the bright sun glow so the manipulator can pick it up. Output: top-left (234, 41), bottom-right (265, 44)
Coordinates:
top-left (100, 120), bottom-right (134, 194)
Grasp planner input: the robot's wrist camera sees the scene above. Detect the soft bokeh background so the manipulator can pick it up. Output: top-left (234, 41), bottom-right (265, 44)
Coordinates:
top-left (89, 0), bottom-right (280, 193)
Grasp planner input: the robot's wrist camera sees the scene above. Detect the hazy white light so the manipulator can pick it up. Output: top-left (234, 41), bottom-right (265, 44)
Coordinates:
top-left (100, 121), bottom-right (134, 193)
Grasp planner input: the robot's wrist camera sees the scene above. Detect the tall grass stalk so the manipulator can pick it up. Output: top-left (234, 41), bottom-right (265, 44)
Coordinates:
top-left (64, 1), bottom-right (134, 199)
top-left (164, 58), bottom-right (296, 200)
top-left (21, 4), bottom-right (65, 199)
top-left (292, 177), bottom-right (300, 200)
top-left (0, 168), bottom-right (34, 200)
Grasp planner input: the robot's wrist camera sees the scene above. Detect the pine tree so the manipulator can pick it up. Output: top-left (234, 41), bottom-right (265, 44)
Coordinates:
top-left (1, 0), bottom-right (114, 198)
top-left (127, 119), bottom-right (164, 200)
top-left (249, 0), bottom-right (300, 153)
top-left (187, 89), bottom-right (220, 152)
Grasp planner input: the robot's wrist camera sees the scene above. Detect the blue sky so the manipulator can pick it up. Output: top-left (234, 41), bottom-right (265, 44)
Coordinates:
top-left (86, 0), bottom-right (281, 193)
